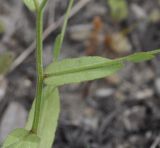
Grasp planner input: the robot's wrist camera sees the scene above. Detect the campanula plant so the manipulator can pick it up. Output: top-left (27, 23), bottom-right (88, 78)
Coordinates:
top-left (2, 0), bottom-right (160, 147)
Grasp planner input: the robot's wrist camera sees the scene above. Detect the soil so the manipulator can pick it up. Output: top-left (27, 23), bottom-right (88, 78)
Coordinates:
top-left (0, 0), bottom-right (160, 148)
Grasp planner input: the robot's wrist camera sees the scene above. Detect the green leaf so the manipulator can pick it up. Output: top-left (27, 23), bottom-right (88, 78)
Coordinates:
top-left (44, 57), bottom-right (123, 86)
top-left (23, 0), bottom-right (43, 11)
top-left (3, 128), bottom-right (40, 148)
top-left (0, 52), bottom-right (14, 75)
top-left (23, 0), bottom-right (36, 11)
top-left (53, 34), bottom-right (61, 61)
top-left (53, 0), bottom-right (74, 61)
top-left (25, 87), bottom-right (60, 148)
top-left (108, 0), bottom-right (128, 21)
top-left (123, 52), bottom-right (155, 63)
top-left (44, 49), bottom-right (160, 86)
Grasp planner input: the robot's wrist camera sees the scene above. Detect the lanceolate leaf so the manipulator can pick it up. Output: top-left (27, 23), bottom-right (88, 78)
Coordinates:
top-left (3, 128), bottom-right (40, 148)
top-left (121, 52), bottom-right (155, 63)
top-left (44, 49), bottom-right (160, 86)
top-left (53, 34), bottom-right (61, 61)
top-left (23, 0), bottom-right (36, 11)
top-left (23, 0), bottom-right (43, 11)
top-left (44, 57), bottom-right (123, 86)
top-left (53, 0), bottom-right (74, 61)
top-left (25, 87), bottom-right (60, 148)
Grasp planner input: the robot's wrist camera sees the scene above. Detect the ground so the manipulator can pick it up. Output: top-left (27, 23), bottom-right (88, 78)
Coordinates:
top-left (0, 0), bottom-right (160, 148)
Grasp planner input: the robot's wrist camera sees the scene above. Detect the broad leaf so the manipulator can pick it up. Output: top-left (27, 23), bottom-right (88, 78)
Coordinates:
top-left (44, 49), bottom-right (160, 86)
top-left (25, 87), bottom-right (60, 148)
top-left (3, 128), bottom-right (40, 148)
top-left (0, 52), bottom-right (14, 75)
top-left (44, 57), bottom-right (123, 86)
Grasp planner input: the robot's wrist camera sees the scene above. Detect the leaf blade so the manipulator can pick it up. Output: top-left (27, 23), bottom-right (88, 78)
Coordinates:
top-left (53, 0), bottom-right (74, 61)
top-left (122, 52), bottom-right (157, 63)
top-left (25, 87), bottom-right (60, 148)
top-left (45, 49), bottom-right (160, 86)
top-left (45, 56), bottom-right (123, 86)
top-left (23, 0), bottom-right (36, 11)
top-left (53, 34), bottom-right (61, 61)
top-left (22, 0), bottom-right (43, 11)
top-left (2, 128), bottom-right (40, 148)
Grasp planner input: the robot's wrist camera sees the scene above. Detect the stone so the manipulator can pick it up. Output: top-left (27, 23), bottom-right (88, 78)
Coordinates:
top-left (94, 88), bottom-right (115, 98)
top-left (110, 32), bottom-right (132, 54)
top-left (134, 89), bottom-right (154, 100)
top-left (131, 4), bottom-right (147, 20)
top-left (122, 106), bottom-right (146, 132)
top-left (85, 3), bottom-right (107, 18)
top-left (69, 24), bottom-right (92, 42)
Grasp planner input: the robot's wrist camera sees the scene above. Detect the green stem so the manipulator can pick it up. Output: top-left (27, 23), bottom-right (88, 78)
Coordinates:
top-left (31, 9), bottom-right (44, 133)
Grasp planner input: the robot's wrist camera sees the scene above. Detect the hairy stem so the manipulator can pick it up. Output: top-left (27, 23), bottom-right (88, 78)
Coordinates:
top-left (31, 9), bottom-right (44, 133)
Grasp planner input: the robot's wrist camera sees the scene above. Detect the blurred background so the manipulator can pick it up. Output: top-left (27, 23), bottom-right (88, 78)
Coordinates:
top-left (0, 0), bottom-right (160, 147)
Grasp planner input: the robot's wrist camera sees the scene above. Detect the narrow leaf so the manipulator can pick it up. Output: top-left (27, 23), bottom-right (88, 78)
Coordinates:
top-left (3, 128), bottom-right (40, 148)
top-left (53, 0), bottom-right (74, 61)
top-left (53, 34), bottom-right (61, 61)
top-left (44, 49), bottom-right (160, 86)
top-left (123, 52), bottom-right (155, 63)
top-left (23, 0), bottom-right (43, 11)
top-left (25, 87), bottom-right (60, 148)
top-left (23, 0), bottom-right (36, 11)
top-left (45, 57), bottom-right (123, 86)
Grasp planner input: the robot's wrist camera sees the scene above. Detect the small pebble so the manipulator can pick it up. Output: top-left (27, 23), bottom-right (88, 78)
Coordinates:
top-left (123, 106), bottom-right (146, 131)
top-left (86, 3), bottom-right (107, 17)
top-left (131, 4), bottom-right (147, 20)
top-left (110, 32), bottom-right (132, 54)
top-left (135, 89), bottom-right (154, 100)
top-left (105, 74), bottom-right (121, 85)
top-left (94, 88), bottom-right (115, 98)
top-left (69, 24), bottom-right (92, 41)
